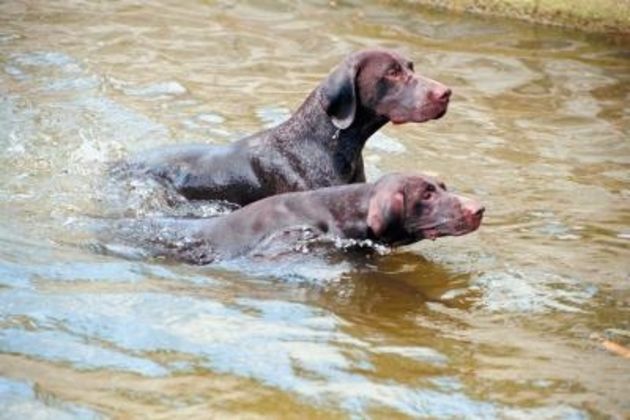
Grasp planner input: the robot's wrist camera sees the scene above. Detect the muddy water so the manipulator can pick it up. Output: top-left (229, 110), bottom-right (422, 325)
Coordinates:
top-left (0, 0), bottom-right (628, 418)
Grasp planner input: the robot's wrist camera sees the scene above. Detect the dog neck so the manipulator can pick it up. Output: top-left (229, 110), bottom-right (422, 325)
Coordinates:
top-left (276, 89), bottom-right (389, 155)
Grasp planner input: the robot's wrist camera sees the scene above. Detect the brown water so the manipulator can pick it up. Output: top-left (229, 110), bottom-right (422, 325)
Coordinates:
top-left (1, 1), bottom-right (629, 418)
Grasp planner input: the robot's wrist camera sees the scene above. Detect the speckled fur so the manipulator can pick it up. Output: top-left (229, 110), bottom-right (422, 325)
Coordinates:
top-left (120, 49), bottom-right (451, 206)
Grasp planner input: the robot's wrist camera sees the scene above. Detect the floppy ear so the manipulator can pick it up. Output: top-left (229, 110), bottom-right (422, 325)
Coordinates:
top-left (367, 187), bottom-right (405, 238)
top-left (321, 59), bottom-right (359, 130)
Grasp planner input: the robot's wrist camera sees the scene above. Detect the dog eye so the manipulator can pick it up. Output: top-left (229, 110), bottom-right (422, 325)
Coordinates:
top-left (407, 61), bottom-right (414, 72)
top-left (439, 182), bottom-right (446, 191)
top-left (386, 64), bottom-right (402, 77)
top-left (422, 185), bottom-right (435, 200)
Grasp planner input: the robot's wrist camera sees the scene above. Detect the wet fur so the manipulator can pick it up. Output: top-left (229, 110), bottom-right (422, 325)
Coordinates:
top-left (118, 49), bottom-right (451, 206)
top-left (106, 174), bottom-right (483, 265)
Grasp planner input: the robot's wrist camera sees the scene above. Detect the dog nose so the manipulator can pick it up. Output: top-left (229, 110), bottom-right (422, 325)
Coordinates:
top-left (430, 86), bottom-right (452, 102)
top-left (462, 199), bottom-right (484, 218)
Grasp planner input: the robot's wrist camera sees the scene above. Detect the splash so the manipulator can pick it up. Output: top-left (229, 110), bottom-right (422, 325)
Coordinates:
top-left (103, 162), bottom-right (238, 218)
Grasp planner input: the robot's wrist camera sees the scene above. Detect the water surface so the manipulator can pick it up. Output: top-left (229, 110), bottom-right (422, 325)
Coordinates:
top-left (0, 0), bottom-right (628, 418)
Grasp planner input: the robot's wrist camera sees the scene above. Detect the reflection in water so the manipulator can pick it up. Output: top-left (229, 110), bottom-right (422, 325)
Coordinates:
top-left (0, 285), bottom-right (583, 418)
top-left (0, 377), bottom-right (103, 420)
top-left (472, 269), bottom-right (597, 313)
top-left (0, 0), bottom-right (629, 417)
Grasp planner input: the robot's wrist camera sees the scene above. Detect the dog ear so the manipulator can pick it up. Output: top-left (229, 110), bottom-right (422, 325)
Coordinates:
top-left (321, 59), bottom-right (358, 130)
top-left (367, 186), bottom-right (405, 238)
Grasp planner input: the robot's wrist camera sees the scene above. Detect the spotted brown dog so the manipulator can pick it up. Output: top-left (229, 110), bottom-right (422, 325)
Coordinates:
top-left (121, 49), bottom-right (451, 206)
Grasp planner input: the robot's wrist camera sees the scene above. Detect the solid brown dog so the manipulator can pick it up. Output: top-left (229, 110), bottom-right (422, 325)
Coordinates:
top-left (108, 173), bottom-right (483, 264)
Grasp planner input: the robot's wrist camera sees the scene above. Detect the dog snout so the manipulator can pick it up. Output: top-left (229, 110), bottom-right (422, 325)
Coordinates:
top-left (462, 198), bottom-right (484, 216)
top-left (460, 197), bottom-right (484, 229)
top-left (470, 204), bottom-right (485, 218)
top-left (429, 84), bottom-right (452, 103)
